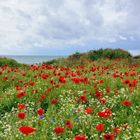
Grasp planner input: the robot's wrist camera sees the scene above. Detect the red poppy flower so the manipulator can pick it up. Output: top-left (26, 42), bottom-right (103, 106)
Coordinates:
top-left (67, 124), bottom-right (73, 129)
top-left (0, 71), bottom-right (2, 75)
top-left (99, 98), bottom-right (106, 104)
top-left (80, 95), bottom-right (87, 102)
top-left (106, 88), bottom-right (110, 93)
top-left (16, 91), bottom-right (27, 98)
top-left (39, 94), bottom-right (46, 102)
top-left (74, 135), bottom-right (86, 140)
top-left (59, 76), bottom-right (66, 83)
top-left (65, 120), bottom-right (71, 126)
top-left (37, 108), bottom-right (44, 116)
top-left (72, 78), bottom-right (81, 84)
top-left (113, 127), bottom-right (122, 135)
top-left (19, 126), bottom-right (36, 136)
top-left (65, 120), bottom-right (73, 129)
top-left (99, 79), bottom-right (104, 83)
top-left (2, 76), bottom-right (8, 81)
top-left (17, 103), bottom-right (26, 110)
top-left (96, 123), bottom-right (104, 131)
top-left (32, 89), bottom-right (38, 93)
top-left (129, 79), bottom-right (137, 87)
top-left (123, 79), bottom-right (130, 85)
top-left (104, 133), bottom-right (114, 140)
top-left (95, 90), bottom-right (103, 98)
top-left (41, 74), bottom-right (47, 79)
top-left (29, 81), bottom-right (34, 86)
top-left (71, 72), bottom-right (76, 77)
top-left (16, 86), bottom-right (22, 90)
top-left (98, 111), bottom-right (105, 117)
top-left (44, 88), bottom-right (51, 93)
top-left (18, 112), bottom-right (26, 120)
top-left (85, 107), bottom-right (93, 114)
top-left (121, 100), bottom-right (132, 106)
top-left (104, 108), bottom-right (112, 118)
top-left (53, 127), bottom-right (64, 134)
top-left (51, 99), bottom-right (58, 104)
top-left (98, 108), bottom-right (112, 119)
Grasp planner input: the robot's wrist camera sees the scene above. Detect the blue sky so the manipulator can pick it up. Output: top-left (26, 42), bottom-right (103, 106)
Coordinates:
top-left (0, 0), bottom-right (140, 56)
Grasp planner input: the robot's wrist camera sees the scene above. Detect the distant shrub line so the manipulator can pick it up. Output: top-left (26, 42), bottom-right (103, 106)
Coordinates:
top-left (69, 48), bottom-right (132, 61)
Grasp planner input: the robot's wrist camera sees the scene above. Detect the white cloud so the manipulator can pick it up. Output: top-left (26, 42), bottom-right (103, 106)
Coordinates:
top-left (119, 35), bottom-right (127, 41)
top-left (0, 0), bottom-right (140, 54)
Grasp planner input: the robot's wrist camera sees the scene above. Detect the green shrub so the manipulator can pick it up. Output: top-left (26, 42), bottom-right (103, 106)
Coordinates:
top-left (87, 48), bottom-right (132, 60)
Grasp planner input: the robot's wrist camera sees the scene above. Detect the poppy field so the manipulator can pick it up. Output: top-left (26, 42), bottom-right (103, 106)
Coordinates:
top-left (0, 58), bottom-right (140, 140)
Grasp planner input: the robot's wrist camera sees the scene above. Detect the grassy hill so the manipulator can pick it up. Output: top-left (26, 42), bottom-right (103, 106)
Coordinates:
top-left (44, 48), bottom-right (133, 66)
top-left (0, 57), bottom-right (27, 67)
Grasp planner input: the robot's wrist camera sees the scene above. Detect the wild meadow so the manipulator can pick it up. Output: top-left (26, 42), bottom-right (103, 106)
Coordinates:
top-left (0, 53), bottom-right (140, 139)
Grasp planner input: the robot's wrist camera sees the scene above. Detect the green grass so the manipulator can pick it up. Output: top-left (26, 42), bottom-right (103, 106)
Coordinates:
top-left (0, 56), bottom-right (140, 139)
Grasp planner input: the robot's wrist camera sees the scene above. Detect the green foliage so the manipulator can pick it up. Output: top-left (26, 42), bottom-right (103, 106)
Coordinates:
top-left (88, 48), bottom-right (132, 60)
top-left (88, 50), bottom-right (99, 60)
top-left (0, 57), bottom-right (26, 67)
top-left (40, 100), bottom-right (49, 112)
top-left (65, 48), bottom-right (132, 64)
top-left (0, 96), bottom-right (18, 115)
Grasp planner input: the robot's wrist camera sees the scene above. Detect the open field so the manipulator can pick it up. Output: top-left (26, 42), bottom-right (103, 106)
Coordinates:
top-left (0, 58), bottom-right (140, 140)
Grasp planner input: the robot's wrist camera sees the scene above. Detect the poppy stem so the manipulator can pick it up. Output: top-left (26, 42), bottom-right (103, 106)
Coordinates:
top-left (98, 131), bottom-right (102, 140)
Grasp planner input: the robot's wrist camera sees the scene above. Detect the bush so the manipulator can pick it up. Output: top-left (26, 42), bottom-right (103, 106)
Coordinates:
top-left (88, 48), bottom-right (132, 60)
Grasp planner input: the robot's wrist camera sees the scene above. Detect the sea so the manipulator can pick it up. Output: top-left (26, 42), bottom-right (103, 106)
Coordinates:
top-left (0, 55), bottom-right (66, 64)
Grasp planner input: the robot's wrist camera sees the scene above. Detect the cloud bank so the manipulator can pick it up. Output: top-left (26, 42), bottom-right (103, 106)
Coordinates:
top-left (0, 0), bottom-right (140, 55)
